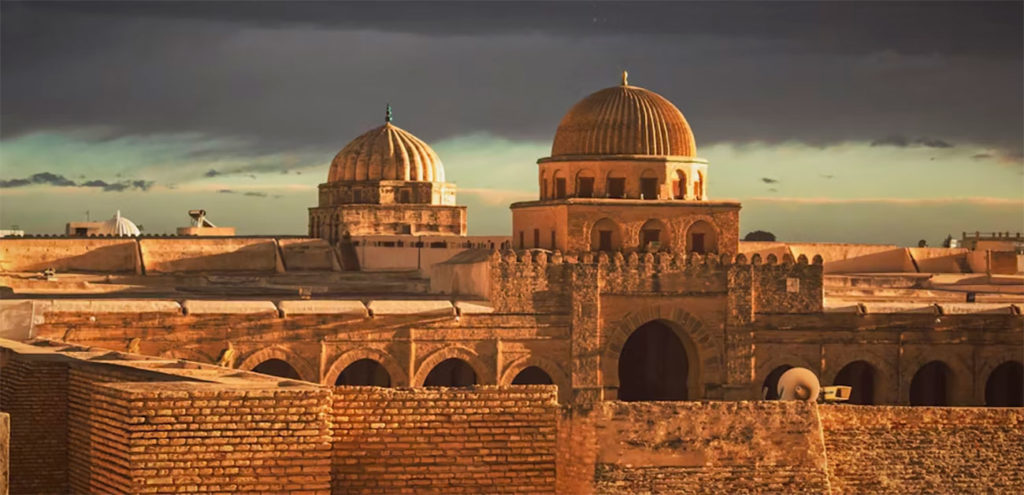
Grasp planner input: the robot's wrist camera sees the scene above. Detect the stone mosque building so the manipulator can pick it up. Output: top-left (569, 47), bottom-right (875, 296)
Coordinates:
top-left (0, 73), bottom-right (1021, 494)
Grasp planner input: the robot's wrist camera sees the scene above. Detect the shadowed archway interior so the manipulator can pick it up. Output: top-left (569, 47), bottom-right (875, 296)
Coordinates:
top-left (762, 365), bottom-right (793, 400)
top-left (910, 361), bottom-right (952, 406)
top-left (336, 358), bottom-right (391, 387)
top-left (617, 320), bottom-right (689, 401)
top-left (833, 360), bottom-right (876, 405)
top-left (512, 366), bottom-right (554, 385)
top-left (985, 361), bottom-right (1023, 407)
top-left (251, 358), bottom-right (301, 380)
top-left (423, 358), bottom-right (477, 387)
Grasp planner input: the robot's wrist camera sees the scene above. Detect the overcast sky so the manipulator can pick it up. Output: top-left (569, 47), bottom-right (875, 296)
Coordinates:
top-left (1, 1), bottom-right (1021, 245)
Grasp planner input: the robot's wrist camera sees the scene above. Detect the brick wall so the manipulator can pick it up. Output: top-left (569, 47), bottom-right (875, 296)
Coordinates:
top-left (0, 352), bottom-right (69, 494)
top-left (592, 401), bottom-right (831, 494)
top-left (820, 405), bottom-right (1024, 493)
top-left (331, 386), bottom-right (559, 494)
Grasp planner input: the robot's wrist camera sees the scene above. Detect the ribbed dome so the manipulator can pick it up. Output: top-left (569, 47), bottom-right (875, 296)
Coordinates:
top-left (328, 122), bottom-right (445, 182)
top-left (551, 80), bottom-right (696, 157)
top-left (98, 210), bottom-right (141, 236)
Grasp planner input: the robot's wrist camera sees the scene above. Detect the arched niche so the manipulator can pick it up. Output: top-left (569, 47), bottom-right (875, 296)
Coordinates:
top-left (552, 169), bottom-right (567, 199)
top-left (762, 365), bottom-right (793, 400)
top-left (833, 360), bottom-right (877, 405)
top-left (639, 168), bottom-right (659, 200)
top-left (540, 171), bottom-right (548, 199)
top-left (685, 220), bottom-right (718, 254)
top-left (590, 217), bottom-right (622, 252)
top-left (324, 348), bottom-right (408, 387)
top-left (251, 359), bottom-right (302, 380)
top-left (695, 171), bottom-right (705, 200)
top-left (335, 359), bottom-right (392, 387)
top-left (413, 346), bottom-right (492, 386)
top-left (500, 355), bottom-right (570, 403)
top-left (985, 361), bottom-right (1023, 407)
top-left (238, 346), bottom-right (317, 382)
top-left (673, 169), bottom-right (688, 199)
top-left (423, 358), bottom-right (477, 387)
top-left (575, 169), bottom-right (596, 198)
top-left (909, 361), bottom-right (953, 406)
top-left (639, 219), bottom-right (669, 252)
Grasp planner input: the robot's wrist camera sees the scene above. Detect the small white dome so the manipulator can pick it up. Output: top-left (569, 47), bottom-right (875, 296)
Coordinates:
top-left (98, 210), bottom-right (141, 236)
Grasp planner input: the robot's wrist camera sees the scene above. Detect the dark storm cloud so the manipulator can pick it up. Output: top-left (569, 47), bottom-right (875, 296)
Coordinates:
top-left (1, 173), bottom-right (153, 191)
top-left (1, 1), bottom-right (1021, 161)
top-left (204, 170), bottom-right (221, 178)
top-left (218, 189), bottom-right (234, 194)
top-left (761, 178), bottom-right (779, 184)
top-left (244, 191), bottom-right (268, 198)
top-left (870, 136), bottom-right (955, 149)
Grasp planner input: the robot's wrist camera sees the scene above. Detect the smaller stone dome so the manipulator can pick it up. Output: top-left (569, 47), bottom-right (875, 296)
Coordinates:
top-left (327, 109), bottom-right (445, 183)
top-left (98, 210), bottom-right (141, 236)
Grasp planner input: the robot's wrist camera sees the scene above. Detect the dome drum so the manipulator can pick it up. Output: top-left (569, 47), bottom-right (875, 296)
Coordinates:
top-left (538, 158), bottom-right (708, 201)
top-left (319, 180), bottom-right (457, 207)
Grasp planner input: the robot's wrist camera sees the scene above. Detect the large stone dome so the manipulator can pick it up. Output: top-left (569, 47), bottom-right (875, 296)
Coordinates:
top-left (327, 121), bottom-right (445, 182)
top-left (551, 73), bottom-right (697, 158)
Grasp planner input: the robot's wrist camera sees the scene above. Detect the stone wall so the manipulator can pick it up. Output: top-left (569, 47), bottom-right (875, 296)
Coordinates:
top-left (0, 412), bottom-right (7, 495)
top-left (820, 405), bottom-right (1024, 494)
top-left (331, 386), bottom-right (558, 494)
top-left (591, 401), bottom-right (831, 494)
top-left (0, 238), bottom-right (138, 273)
top-left (139, 237), bottom-right (281, 273)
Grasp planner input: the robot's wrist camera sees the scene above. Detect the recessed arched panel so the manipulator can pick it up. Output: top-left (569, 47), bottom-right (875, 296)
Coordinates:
top-left (910, 361), bottom-right (953, 406)
top-left (423, 358), bottom-right (477, 387)
top-left (639, 219), bottom-right (669, 251)
top-left (617, 320), bottom-right (690, 401)
top-left (575, 169), bottom-right (596, 198)
top-left (512, 366), bottom-right (554, 385)
top-left (590, 217), bottom-right (622, 252)
top-left (251, 359), bottom-right (302, 380)
top-left (985, 361), bottom-right (1023, 407)
top-left (685, 220), bottom-right (718, 254)
top-left (336, 358), bottom-right (392, 387)
top-left (833, 360), bottom-right (877, 405)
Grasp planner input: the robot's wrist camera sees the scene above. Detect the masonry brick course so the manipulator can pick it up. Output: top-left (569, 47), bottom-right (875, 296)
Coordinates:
top-left (331, 385), bottom-right (558, 494)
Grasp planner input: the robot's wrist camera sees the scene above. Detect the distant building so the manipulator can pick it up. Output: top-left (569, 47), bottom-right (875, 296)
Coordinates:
top-left (0, 229), bottom-right (24, 238)
top-left (66, 210), bottom-right (140, 236)
top-left (962, 231), bottom-right (1024, 254)
top-left (176, 209), bottom-right (236, 236)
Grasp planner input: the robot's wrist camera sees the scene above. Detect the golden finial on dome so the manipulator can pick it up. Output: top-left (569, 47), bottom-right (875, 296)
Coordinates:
top-left (385, 103), bottom-right (392, 123)
top-left (621, 70), bottom-right (628, 86)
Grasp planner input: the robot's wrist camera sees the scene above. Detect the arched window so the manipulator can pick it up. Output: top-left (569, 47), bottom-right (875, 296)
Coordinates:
top-left (685, 220), bottom-right (718, 254)
top-left (640, 169), bottom-right (659, 200)
top-left (910, 361), bottom-right (952, 406)
top-left (695, 172), bottom-right (705, 200)
top-left (553, 170), bottom-right (567, 199)
top-left (512, 366), bottom-right (554, 385)
top-left (618, 321), bottom-right (689, 401)
top-left (673, 170), bottom-right (687, 199)
top-left (251, 359), bottom-right (302, 380)
top-left (762, 365), bottom-right (793, 400)
top-left (336, 358), bottom-right (391, 387)
top-left (833, 361), bottom-right (876, 405)
top-left (540, 172), bottom-right (547, 199)
top-left (606, 172), bottom-right (626, 199)
top-left (423, 358), bottom-right (477, 387)
top-left (590, 218), bottom-right (621, 252)
top-left (639, 219), bottom-right (669, 251)
top-left (575, 170), bottom-right (596, 198)
top-left (985, 361), bottom-right (1023, 407)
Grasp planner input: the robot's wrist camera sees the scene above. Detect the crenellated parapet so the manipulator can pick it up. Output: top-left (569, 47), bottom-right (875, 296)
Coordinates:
top-left (489, 249), bottom-right (825, 313)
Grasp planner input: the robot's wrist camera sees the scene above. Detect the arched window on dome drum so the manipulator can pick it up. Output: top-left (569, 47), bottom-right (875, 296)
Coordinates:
top-left (553, 170), bottom-right (567, 199)
top-left (695, 172), bottom-right (705, 200)
top-left (575, 170), bottom-right (595, 198)
top-left (606, 173), bottom-right (626, 199)
top-left (590, 218), bottom-right (621, 252)
top-left (640, 169), bottom-right (659, 200)
top-left (673, 170), bottom-right (687, 199)
top-left (640, 219), bottom-right (669, 252)
top-left (540, 172), bottom-right (548, 199)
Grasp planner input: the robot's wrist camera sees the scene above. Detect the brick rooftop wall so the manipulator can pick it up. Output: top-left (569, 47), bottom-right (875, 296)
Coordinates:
top-left (820, 405), bottom-right (1024, 494)
top-left (0, 355), bottom-right (69, 494)
top-left (591, 401), bottom-right (832, 494)
top-left (331, 386), bottom-right (559, 494)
